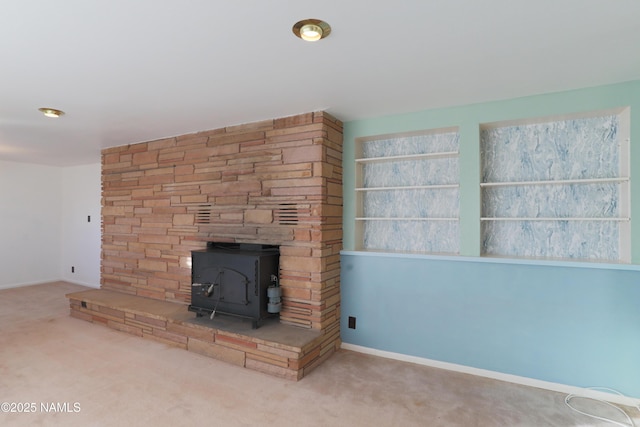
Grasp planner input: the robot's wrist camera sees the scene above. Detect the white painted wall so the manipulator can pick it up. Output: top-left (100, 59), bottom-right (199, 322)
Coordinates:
top-left (0, 161), bottom-right (63, 289)
top-left (60, 163), bottom-right (101, 287)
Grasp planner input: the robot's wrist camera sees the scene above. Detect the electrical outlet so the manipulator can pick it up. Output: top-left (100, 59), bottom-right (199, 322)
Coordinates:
top-left (348, 316), bottom-right (356, 329)
top-left (87, 215), bottom-right (91, 222)
top-left (71, 266), bottom-right (75, 273)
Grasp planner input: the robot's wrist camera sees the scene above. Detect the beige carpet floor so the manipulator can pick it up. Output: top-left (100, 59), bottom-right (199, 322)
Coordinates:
top-left (1, 281), bottom-right (638, 427)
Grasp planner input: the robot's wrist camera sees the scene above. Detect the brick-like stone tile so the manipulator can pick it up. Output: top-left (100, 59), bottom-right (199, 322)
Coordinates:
top-left (188, 338), bottom-right (245, 367)
top-left (245, 358), bottom-right (300, 381)
top-left (101, 111), bottom-right (342, 352)
top-left (246, 353), bottom-right (289, 369)
top-left (107, 320), bottom-right (143, 337)
top-left (215, 333), bottom-right (258, 349)
top-left (167, 322), bottom-right (215, 342)
top-left (70, 308), bottom-right (93, 322)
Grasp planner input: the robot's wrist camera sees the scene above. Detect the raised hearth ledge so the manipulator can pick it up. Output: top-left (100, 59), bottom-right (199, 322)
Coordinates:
top-left (66, 289), bottom-right (338, 381)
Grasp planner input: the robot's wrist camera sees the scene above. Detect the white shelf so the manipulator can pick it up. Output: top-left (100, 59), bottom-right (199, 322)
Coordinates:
top-left (481, 217), bottom-right (630, 221)
top-left (355, 130), bottom-right (461, 254)
top-left (480, 177), bottom-right (629, 187)
top-left (356, 151), bottom-right (459, 164)
top-left (356, 217), bottom-right (459, 221)
top-left (356, 184), bottom-right (459, 192)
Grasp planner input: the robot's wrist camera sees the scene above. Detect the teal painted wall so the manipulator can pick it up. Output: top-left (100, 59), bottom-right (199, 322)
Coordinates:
top-left (341, 80), bottom-right (640, 397)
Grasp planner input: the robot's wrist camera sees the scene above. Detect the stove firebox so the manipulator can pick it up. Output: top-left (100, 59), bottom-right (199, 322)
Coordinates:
top-left (188, 243), bottom-right (279, 328)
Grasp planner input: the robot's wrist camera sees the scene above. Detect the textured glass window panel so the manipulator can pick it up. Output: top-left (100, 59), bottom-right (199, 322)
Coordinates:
top-left (363, 188), bottom-right (459, 218)
top-left (362, 132), bottom-right (459, 158)
top-left (481, 220), bottom-right (619, 260)
top-left (364, 220), bottom-right (459, 254)
top-left (482, 183), bottom-right (620, 218)
top-left (363, 157), bottom-right (459, 187)
top-left (481, 115), bottom-right (619, 183)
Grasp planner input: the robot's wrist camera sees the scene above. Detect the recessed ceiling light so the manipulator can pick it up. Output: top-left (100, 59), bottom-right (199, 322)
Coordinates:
top-left (292, 19), bottom-right (331, 42)
top-left (38, 107), bottom-right (65, 118)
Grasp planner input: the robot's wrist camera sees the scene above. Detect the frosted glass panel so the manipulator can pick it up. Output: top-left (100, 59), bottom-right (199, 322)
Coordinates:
top-left (481, 116), bottom-right (618, 182)
top-left (482, 221), bottom-right (619, 260)
top-left (480, 113), bottom-right (626, 261)
top-left (363, 157), bottom-right (458, 187)
top-left (357, 130), bottom-right (460, 254)
top-left (364, 220), bottom-right (459, 254)
top-left (482, 183), bottom-right (620, 218)
top-left (364, 188), bottom-right (459, 218)
top-left (362, 132), bottom-right (459, 158)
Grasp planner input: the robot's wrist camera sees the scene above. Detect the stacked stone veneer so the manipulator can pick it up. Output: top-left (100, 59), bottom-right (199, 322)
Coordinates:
top-left (67, 289), bottom-right (330, 380)
top-left (100, 111), bottom-right (342, 334)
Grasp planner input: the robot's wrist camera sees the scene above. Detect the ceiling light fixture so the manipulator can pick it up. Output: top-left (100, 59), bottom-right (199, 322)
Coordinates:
top-left (292, 19), bottom-right (331, 42)
top-left (38, 107), bottom-right (65, 118)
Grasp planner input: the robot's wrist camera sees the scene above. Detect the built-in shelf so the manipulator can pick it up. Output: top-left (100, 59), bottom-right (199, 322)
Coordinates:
top-left (356, 217), bottom-right (459, 221)
top-left (480, 109), bottom-right (630, 262)
top-left (355, 151), bottom-right (459, 164)
top-left (480, 177), bottom-right (629, 187)
top-left (356, 184), bottom-right (459, 192)
top-left (355, 129), bottom-right (461, 254)
top-left (481, 217), bottom-right (630, 221)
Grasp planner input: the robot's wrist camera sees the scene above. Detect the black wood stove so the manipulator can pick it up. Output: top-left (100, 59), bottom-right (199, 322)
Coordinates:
top-left (188, 243), bottom-right (279, 328)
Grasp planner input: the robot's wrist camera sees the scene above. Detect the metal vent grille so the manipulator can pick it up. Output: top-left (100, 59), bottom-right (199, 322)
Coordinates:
top-left (187, 202), bottom-right (308, 226)
top-left (275, 203), bottom-right (301, 225)
top-left (191, 204), bottom-right (214, 224)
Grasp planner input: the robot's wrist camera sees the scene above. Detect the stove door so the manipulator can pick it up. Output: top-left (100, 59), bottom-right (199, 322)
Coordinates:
top-left (218, 267), bottom-right (249, 305)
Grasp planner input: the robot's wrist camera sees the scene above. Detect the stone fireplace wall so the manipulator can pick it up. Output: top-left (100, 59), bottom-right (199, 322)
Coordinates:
top-left (101, 112), bottom-right (342, 333)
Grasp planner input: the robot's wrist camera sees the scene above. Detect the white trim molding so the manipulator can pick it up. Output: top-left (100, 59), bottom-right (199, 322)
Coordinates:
top-left (341, 343), bottom-right (640, 407)
top-left (0, 280), bottom-right (55, 291)
top-left (0, 279), bottom-right (99, 291)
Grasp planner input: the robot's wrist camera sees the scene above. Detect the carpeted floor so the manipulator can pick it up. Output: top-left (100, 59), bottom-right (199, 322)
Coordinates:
top-left (0, 281), bottom-right (637, 426)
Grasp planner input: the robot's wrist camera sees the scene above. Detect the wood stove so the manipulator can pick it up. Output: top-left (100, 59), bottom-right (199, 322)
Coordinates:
top-left (188, 243), bottom-right (279, 328)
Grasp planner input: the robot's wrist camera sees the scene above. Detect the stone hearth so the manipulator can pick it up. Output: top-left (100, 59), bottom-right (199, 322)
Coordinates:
top-left (67, 289), bottom-right (327, 380)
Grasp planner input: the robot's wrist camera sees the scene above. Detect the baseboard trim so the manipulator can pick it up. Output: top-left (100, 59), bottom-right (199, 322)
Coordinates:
top-left (0, 279), bottom-right (99, 291)
top-left (0, 280), bottom-right (53, 290)
top-left (341, 343), bottom-right (640, 407)
top-left (62, 279), bottom-right (100, 288)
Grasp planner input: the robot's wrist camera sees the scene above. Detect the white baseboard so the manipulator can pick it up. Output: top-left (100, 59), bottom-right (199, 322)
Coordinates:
top-left (0, 279), bottom-right (99, 291)
top-left (0, 280), bottom-right (54, 290)
top-left (341, 343), bottom-right (640, 407)
top-left (62, 279), bottom-right (100, 288)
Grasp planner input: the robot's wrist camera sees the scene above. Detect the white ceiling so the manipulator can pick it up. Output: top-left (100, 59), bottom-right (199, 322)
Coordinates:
top-left (1, 0), bottom-right (639, 166)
